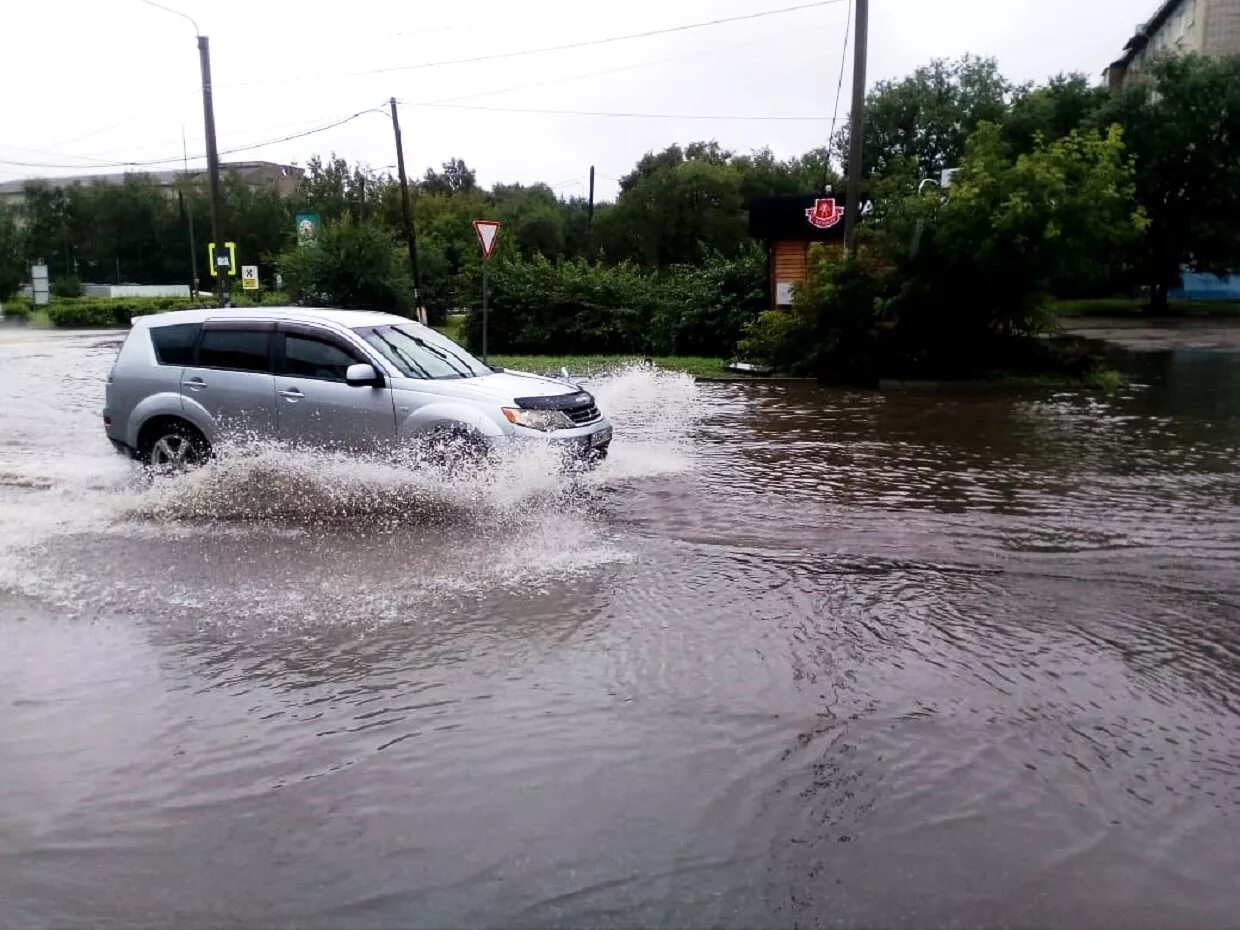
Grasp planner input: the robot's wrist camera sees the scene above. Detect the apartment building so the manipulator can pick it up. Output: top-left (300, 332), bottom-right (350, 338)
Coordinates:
top-left (1106, 0), bottom-right (1240, 86)
top-left (0, 161), bottom-right (302, 207)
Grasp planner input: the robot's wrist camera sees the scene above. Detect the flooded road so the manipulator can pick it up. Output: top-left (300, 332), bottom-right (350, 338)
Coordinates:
top-left (1, 328), bottom-right (1237, 929)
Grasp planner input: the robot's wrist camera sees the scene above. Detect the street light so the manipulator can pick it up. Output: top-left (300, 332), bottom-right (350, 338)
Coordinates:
top-left (138, 0), bottom-right (230, 307)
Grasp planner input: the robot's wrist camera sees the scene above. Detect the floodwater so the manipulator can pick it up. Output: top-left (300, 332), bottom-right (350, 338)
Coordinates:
top-left (0, 327), bottom-right (1237, 930)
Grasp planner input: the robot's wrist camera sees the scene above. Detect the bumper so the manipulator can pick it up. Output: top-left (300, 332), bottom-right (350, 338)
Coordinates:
top-left (509, 421), bottom-right (612, 461)
top-left (109, 438), bottom-right (139, 459)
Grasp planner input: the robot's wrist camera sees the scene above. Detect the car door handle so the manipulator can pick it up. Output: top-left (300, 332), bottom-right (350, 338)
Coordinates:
top-left (182, 377), bottom-right (207, 391)
top-left (278, 388), bottom-right (304, 401)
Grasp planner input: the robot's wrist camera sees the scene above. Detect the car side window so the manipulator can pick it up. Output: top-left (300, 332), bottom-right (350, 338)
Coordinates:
top-left (197, 328), bottom-right (271, 373)
top-left (150, 323), bottom-right (202, 365)
top-left (280, 333), bottom-right (360, 382)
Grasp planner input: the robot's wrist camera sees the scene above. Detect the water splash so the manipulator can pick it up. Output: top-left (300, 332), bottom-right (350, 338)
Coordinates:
top-left (0, 363), bottom-right (703, 621)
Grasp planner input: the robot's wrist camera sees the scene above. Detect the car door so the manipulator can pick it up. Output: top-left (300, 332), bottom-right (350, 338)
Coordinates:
top-left (273, 324), bottom-right (397, 451)
top-left (179, 321), bottom-right (278, 440)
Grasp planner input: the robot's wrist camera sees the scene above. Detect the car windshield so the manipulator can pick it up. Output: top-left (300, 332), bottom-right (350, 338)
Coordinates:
top-left (355, 324), bottom-right (491, 380)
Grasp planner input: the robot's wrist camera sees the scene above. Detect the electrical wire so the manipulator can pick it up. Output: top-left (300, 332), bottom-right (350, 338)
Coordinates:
top-left (217, 0), bottom-right (845, 89)
top-left (0, 105), bottom-right (390, 171)
top-left (407, 101), bottom-right (830, 121)
top-left (394, 0), bottom-right (597, 36)
top-left (827, 0), bottom-right (852, 178)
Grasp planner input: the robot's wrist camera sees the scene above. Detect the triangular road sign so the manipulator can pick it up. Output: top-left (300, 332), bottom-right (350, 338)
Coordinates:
top-left (473, 219), bottom-right (501, 258)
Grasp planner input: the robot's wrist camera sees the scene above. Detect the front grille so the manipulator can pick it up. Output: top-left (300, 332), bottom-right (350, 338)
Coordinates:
top-left (565, 403), bottom-right (602, 425)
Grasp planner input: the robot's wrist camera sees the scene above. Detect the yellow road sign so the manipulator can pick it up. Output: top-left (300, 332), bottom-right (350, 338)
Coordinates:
top-left (208, 241), bottom-right (237, 277)
top-left (241, 265), bottom-right (259, 290)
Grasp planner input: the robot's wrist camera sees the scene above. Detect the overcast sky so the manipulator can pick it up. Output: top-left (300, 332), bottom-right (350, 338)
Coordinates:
top-left (1, 0), bottom-right (1149, 200)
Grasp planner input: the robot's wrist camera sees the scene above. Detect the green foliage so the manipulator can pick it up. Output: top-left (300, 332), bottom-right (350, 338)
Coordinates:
top-left (738, 252), bottom-right (887, 379)
top-left (876, 122), bottom-right (1144, 365)
top-left (839, 55), bottom-right (1014, 178)
top-left (483, 355), bottom-right (727, 379)
top-left (596, 148), bottom-right (745, 267)
top-left (466, 256), bottom-right (655, 354)
top-left (465, 250), bottom-right (764, 357)
top-left (1096, 53), bottom-right (1240, 306)
top-left (1003, 73), bottom-right (1108, 155)
top-left (0, 205), bottom-right (24, 299)
top-left (277, 218), bottom-right (412, 314)
top-left (596, 142), bottom-right (841, 269)
top-left (652, 246), bottom-right (767, 356)
top-left (45, 296), bottom-right (213, 327)
top-left (422, 158), bottom-right (478, 196)
top-left (2, 302), bottom-right (32, 320)
top-left (50, 275), bottom-right (82, 298)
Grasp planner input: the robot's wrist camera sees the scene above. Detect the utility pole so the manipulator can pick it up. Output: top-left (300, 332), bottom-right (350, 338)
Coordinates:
top-left (587, 165), bottom-right (596, 226)
top-left (197, 35), bottom-right (230, 307)
top-left (181, 127), bottom-right (199, 297)
top-left (389, 98), bottom-right (424, 323)
top-left (842, 0), bottom-right (869, 255)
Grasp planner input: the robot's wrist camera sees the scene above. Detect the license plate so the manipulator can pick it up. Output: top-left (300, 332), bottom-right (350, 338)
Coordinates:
top-left (590, 427), bottom-right (612, 448)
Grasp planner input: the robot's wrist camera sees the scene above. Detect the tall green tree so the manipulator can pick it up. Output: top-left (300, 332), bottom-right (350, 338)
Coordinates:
top-left (886, 123), bottom-right (1145, 350)
top-left (1003, 73), bottom-right (1108, 155)
top-left (1097, 53), bottom-right (1240, 309)
top-left (422, 158), bottom-right (478, 196)
top-left (838, 55), bottom-right (1014, 178)
top-left (277, 218), bottom-right (411, 313)
top-left (0, 204), bottom-right (25, 298)
top-left (598, 142), bottom-right (755, 266)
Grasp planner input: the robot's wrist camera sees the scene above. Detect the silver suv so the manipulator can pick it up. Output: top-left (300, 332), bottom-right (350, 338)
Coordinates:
top-left (104, 308), bottom-right (612, 469)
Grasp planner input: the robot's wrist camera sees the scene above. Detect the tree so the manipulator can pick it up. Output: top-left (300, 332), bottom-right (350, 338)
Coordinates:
top-left (277, 218), bottom-right (412, 313)
top-left (492, 182), bottom-right (566, 259)
top-left (1096, 53), bottom-right (1240, 309)
top-left (19, 183), bottom-right (72, 276)
top-left (597, 143), bottom-right (748, 266)
top-left (837, 55), bottom-right (1013, 179)
top-left (1003, 73), bottom-right (1108, 155)
top-left (422, 158), bottom-right (478, 196)
top-left (732, 146), bottom-right (841, 201)
top-left (0, 204), bottom-right (25, 298)
top-left (888, 123), bottom-right (1145, 355)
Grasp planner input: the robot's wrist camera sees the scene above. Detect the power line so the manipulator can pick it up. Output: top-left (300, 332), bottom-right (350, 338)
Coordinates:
top-left (426, 32), bottom-right (789, 108)
top-left (828, 0), bottom-right (852, 150)
top-left (0, 105), bottom-right (390, 172)
top-left (8, 31), bottom-right (796, 172)
top-left (407, 101), bottom-right (832, 121)
top-left (218, 0), bottom-right (845, 89)
top-left (395, 0), bottom-right (596, 36)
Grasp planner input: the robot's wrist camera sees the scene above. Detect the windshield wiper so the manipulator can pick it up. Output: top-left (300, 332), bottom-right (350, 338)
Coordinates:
top-left (410, 335), bottom-right (473, 378)
top-left (371, 330), bottom-right (433, 380)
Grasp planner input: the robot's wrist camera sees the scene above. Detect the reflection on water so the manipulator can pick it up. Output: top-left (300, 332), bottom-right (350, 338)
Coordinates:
top-left (0, 332), bottom-right (1237, 929)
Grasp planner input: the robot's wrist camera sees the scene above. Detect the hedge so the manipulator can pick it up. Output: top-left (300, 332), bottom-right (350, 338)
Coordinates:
top-left (46, 292), bottom-right (290, 327)
top-left (462, 250), bottom-right (765, 357)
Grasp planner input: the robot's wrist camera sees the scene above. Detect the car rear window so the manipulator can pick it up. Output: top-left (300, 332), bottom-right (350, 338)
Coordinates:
top-left (149, 323), bottom-right (202, 366)
top-left (197, 328), bottom-right (271, 373)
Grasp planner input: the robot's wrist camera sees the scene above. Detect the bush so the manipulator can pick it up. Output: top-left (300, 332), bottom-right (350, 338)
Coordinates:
top-left (277, 219), bottom-right (413, 314)
top-left (738, 250), bottom-right (889, 380)
top-left (2, 301), bottom-right (32, 321)
top-left (463, 252), bottom-right (765, 357)
top-left (464, 256), bottom-right (656, 354)
top-left (50, 275), bottom-right (83, 298)
top-left (652, 246), bottom-right (766, 356)
top-left (46, 296), bottom-right (213, 327)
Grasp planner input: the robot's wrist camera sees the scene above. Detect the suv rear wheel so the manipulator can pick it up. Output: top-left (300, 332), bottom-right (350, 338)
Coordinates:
top-left (139, 419), bottom-right (211, 473)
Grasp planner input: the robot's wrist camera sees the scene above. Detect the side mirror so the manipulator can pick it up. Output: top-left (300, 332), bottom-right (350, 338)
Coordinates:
top-left (346, 363), bottom-right (383, 387)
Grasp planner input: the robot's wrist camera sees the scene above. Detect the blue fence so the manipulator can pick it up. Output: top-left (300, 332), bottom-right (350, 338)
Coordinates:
top-left (1169, 272), bottom-right (1240, 301)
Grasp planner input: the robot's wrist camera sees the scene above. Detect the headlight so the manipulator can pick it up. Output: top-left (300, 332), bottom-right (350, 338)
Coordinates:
top-left (502, 407), bottom-right (574, 431)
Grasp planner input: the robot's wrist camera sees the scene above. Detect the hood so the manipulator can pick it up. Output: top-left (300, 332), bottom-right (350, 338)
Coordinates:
top-left (390, 368), bottom-right (583, 406)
